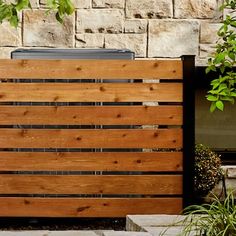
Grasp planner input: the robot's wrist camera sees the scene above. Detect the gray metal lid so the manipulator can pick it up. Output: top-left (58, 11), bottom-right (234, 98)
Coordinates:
top-left (11, 48), bottom-right (135, 59)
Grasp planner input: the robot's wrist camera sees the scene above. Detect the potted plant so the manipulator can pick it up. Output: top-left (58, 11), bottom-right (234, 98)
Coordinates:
top-left (194, 144), bottom-right (224, 201)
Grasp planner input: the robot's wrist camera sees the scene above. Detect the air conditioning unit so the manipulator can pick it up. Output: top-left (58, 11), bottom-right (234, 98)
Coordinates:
top-left (11, 48), bottom-right (139, 179)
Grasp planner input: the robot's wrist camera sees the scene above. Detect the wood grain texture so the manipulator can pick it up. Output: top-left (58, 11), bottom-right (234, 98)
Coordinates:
top-left (0, 58), bottom-right (185, 218)
top-left (0, 175), bottom-right (182, 195)
top-left (0, 106), bottom-right (183, 125)
top-left (0, 83), bottom-right (183, 102)
top-left (0, 197), bottom-right (183, 217)
top-left (0, 152), bottom-right (183, 171)
top-left (0, 59), bottom-right (183, 80)
top-left (0, 129), bottom-right (183, 149)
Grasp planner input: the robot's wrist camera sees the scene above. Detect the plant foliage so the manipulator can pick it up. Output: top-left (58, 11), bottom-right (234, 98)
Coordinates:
top-left (206, 0), bottom-right (236, 111)
top-left (194, 144), bottom-right (223, 197)
top-left (0, 0), bottom-right (74, 27)
top-left (180, 190), bottom-right (236, 236)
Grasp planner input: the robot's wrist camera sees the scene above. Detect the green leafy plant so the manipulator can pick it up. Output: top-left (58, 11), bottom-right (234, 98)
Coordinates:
top-left (180, 190), bottom-right (236, 236)
top-left (194, 144), bottom-right (223, 197)
top-left (0, 0), bottom-right (74, 27)
top-left (49, 0), bottom-right (75, 23)
top-left (206, 0), bottom-right (236, 112)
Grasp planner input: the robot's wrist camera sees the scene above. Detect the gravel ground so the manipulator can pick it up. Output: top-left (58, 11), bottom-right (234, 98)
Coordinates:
top-left (0, 218), bottom-right (126, 231)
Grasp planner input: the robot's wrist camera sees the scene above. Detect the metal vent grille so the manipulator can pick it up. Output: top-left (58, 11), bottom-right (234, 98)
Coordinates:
top-left (11, 48), bottom-right (138, 197)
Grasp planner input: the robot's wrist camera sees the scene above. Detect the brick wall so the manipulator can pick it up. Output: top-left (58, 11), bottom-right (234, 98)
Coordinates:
top-left (0, 0), bottom-right (225, 64)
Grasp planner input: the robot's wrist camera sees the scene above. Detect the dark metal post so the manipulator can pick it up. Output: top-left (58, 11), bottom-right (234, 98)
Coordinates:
top-left (181, 55), bottom-right (195, 208)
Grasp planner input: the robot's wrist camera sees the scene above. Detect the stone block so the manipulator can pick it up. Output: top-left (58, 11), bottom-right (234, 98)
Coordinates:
top-left (74, 0), bottom-right (91, 9)
top-left (76, 34), bottom-right (104, 48)
top-left (92, 0), bottom-right (125, 9)
top-left (200, 44), bottom-right (215, 58)
top-left (200, 22), bottom-right (220, 44)
top-left (0, 22), bottom-right (21, 46)
top-left (223, 8), bottom-right (236, 20)
top-left (175, 0), bottom-right (218, 19)
top-left (124, 20), bottom-right (147, 33)
top-left (126, 0), bottom-right (173, 19)
top-left (214, 178), bottom-right (236, 197)
top-left (195, 57), bottom-right (208, 66)
top-left (30, 0), bottom-right (39, 8)
top-left (105, 34), bottom-right (147, 57)
top-left (23, 10), bottom-right (74, 47)
top-left (224, 166), bottom-right (236, 179)
top-left (40, 0), bottom-right (90, 8)
top-left (76, 9), bottom-right (124, 33)
top-left (148, 20), bottom-right (199, 57)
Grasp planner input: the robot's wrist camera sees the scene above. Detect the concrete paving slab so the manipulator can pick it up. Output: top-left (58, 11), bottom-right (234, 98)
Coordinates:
top-left (0, 231), bottom-right (98, 236)
top-left (126, 215), bottom-right (188, 231)
top-left (143, 226), bottom-right (197, 236)
top-left (102, 232), bottom-right (151, 236)
top-left (94, 230), bottom-right (115, 236)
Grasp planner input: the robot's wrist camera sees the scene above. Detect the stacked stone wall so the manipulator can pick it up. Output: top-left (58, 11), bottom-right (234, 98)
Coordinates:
top-left (0, 0), bottom-right (226, 64)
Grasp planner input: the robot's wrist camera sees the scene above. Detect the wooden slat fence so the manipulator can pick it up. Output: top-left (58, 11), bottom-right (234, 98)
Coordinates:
top-left (0, 58), bottom-right (195, 217)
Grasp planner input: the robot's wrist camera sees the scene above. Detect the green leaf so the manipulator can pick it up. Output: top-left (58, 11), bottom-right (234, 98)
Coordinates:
top-left (208, 90), bottom-right (219, 95)
top-left (210, 102), bottom-right (217, 112)
top-left (229, 52), bottom-right (236, 61)
top-left (220, 65), bottom-right (225, 74)
top-left (15, 0), bottom-right (30, 11)
top-left (216, 100), bottom-right (224, 111)
top-left (205, 66), bottom-right (212, 74)
top-left (65, 1), bottom-right (74, 15)
top-left (230, 20), bottom-right (236, 27)
top-left (9, 14), bottom-right (18, 27)
top-left (55, 12), bottom-right (63, 23)
top-left (219, 91), bottom-right (227, 96)
top-left (214, 53), bottom-right (225, 64)
top-left (28, 0), bottom-right (32, 9)
top-left (221, 96), bottom-right (233, 101)
top-left (218, 83), bottom-right (227, 91)
top-left (206, 95), bottom-right (218, 102)
top-left (230, 92), bottom-right (236, 97)
top-left (212, 82), bottom-right (220, 90)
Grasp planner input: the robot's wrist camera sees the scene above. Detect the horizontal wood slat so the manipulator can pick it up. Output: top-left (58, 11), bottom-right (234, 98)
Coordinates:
top-left (0, 58), bottom-right (185, 217)
top-left (0, 106), bottom-right (183, 125)
top-left (0, 129), bottom-right (183, 149)
top-left (0, 197), bottom-right (183, 217)
top-left (0, 175), bottom-right (182, 195)
top-left (0, 83), bottom-right (183, 102)
top-left (0, 152), bottom-right (183, 171)
top-left (0, 59), bottom-right (183, 80)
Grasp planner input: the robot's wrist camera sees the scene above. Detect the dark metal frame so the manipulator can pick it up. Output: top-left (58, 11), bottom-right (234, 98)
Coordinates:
top-left (181, 55), bottom-right (196, 208)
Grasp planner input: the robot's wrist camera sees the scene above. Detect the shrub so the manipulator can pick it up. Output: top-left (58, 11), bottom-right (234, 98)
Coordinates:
top-left (194, 144), bottom-right (223, 197)
top-left (206, 0), bottom-right (236, 112)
